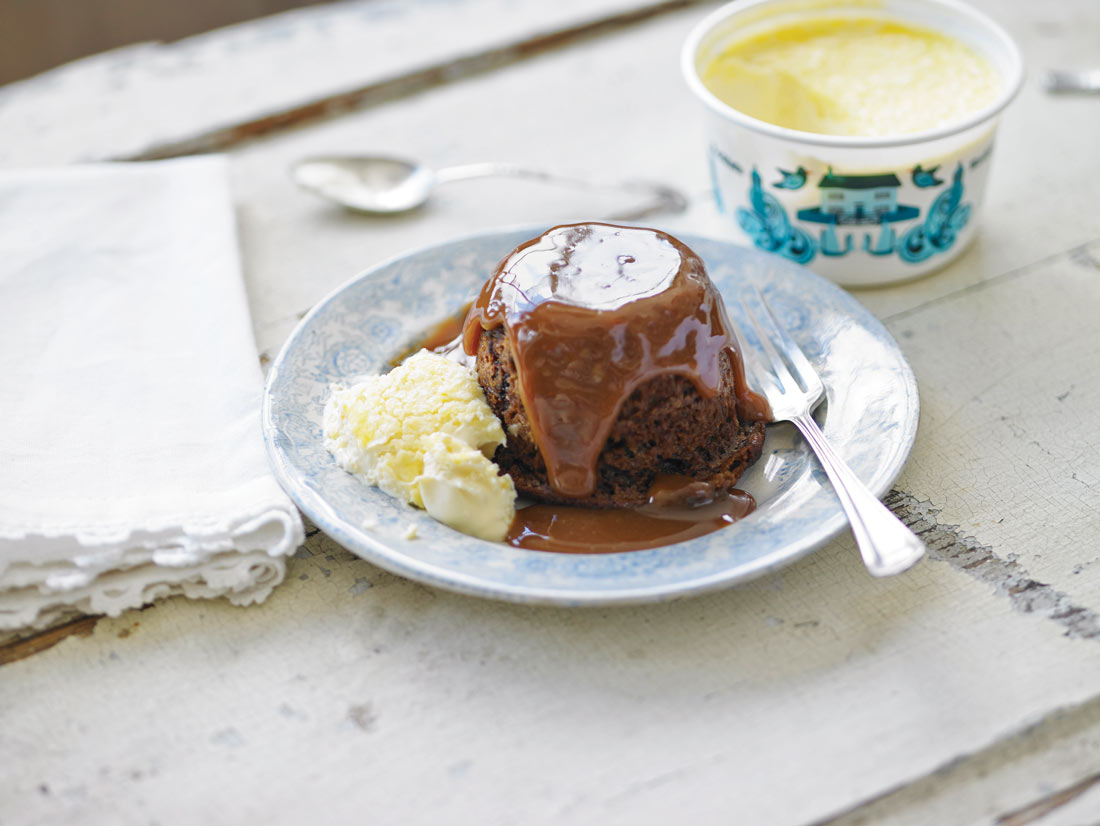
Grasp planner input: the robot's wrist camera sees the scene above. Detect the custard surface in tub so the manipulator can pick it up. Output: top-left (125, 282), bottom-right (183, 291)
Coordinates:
top-left (701, 16), bottom-right (1000, 137)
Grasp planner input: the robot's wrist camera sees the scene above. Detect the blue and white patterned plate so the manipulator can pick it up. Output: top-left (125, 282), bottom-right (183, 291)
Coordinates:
top-left (262, 227), bottom-right (919, 605)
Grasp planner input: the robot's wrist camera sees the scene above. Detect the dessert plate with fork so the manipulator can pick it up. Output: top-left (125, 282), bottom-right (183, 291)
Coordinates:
top-left (262, 226), bottom-right (919, 605)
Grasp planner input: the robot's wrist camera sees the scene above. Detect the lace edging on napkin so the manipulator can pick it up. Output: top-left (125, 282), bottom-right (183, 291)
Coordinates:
top-left (0, 501), bottom-right (304, 630)
top-left (0, 547), bottom-right (290, 630)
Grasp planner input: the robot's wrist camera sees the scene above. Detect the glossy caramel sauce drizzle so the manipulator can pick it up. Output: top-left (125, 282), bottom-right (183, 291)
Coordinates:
top-left (462, 222), bottom-right (768, 499)
top-left (506, 475), bottom-right (755, 553)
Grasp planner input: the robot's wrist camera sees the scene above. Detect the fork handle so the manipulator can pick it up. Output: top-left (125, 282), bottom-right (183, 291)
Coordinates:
top-left (792, 413), bottom-right (926, 577)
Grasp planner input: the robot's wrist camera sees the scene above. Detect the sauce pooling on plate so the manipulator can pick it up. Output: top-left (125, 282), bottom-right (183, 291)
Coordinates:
top-left (462, 222), bottom-right (768, 499)
top-left (507, 475), bottom-right (756, 553)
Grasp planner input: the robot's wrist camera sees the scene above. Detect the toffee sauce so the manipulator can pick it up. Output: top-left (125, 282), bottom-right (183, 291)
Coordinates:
top-left (418, 306), bottom-right (470, 352)
top-left (390, 302), bottom-right (472, 366)
top-left (462, 222), bottom-right (768, 499)
top-left (399, 223), bottom-right (771, 554)
top-left (506, 476), bottom-right (755, 553)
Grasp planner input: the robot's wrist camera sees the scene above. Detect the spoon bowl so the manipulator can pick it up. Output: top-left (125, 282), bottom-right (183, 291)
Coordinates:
top-left (292, 155), bottom-right (436, 213)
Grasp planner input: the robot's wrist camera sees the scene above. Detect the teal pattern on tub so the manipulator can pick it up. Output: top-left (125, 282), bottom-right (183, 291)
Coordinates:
top-left (735, 164), bottom-right (972, 266)
top-left (736, 169), bottom-right (816, 264)
top-left (898, 164), bottom-right (971, 263)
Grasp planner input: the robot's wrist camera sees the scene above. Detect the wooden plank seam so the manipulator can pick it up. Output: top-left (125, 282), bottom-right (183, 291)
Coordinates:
top-left (118, 0), bottom-right (706, 163)
top-left (811, 693), bottom-right (1100, 826)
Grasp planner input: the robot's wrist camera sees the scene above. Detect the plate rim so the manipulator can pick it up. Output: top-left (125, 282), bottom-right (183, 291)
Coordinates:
top-left (262, 223), bottom-right (920, 605)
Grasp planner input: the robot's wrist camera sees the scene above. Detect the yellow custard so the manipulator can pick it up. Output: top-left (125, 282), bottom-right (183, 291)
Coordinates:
top-left (702, 16), bottom-right (1001, 137)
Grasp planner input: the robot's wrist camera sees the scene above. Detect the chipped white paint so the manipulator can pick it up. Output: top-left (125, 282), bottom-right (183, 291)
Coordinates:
top-left (2, 1), bottom-right (1100, 825)
top-left (886, 243), bottom-right (1100, 609)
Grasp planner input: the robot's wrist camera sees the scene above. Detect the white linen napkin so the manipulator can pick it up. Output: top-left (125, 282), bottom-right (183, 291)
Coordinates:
top-left (0, 156), bottom-right (303, 630)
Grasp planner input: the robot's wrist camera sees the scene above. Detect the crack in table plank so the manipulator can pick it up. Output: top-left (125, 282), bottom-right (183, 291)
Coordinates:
top-left (0, 615), bottom-right (102, 666)
top-left (884, 241), bottom-right (1100, 326)
top-left (995, 770), bottom-right (1100, 826)
top-left (887, 491), bottom-right (1100, 641)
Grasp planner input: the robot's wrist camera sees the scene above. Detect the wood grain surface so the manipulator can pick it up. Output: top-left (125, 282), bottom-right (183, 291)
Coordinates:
top-left (2, 1), bottom-right (1099, 824)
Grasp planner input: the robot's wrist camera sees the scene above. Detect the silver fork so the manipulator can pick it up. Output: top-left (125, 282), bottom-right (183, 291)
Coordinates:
top-left (741, 291), bottom-right (926, 577)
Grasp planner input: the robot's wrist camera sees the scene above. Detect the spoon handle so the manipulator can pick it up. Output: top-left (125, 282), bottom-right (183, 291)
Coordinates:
top-left (434, 163), bottom-right (687, 220)
top-left (1045, 69), bottom-right (1100, 93)
top-left (434, 162), bottom-right (551, 184)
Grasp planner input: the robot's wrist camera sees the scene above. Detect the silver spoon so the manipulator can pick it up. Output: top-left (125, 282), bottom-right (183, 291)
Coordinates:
top-left (1044, 68), bottom-right (1100, 94)
top-left (290, 155), bottom-right (687, 220)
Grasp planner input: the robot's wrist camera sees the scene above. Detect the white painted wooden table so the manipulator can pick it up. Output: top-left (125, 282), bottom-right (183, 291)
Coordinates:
top-left (2, 2), bottom-right (1100, 824)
